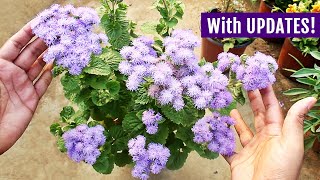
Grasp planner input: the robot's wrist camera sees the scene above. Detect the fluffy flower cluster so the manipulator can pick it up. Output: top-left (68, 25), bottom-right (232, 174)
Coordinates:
top-left (119, 30), bottom-right (232, 111)
top-left (217, 52), bottom-right (241, 72)
top-left (192, 112), bottom-right (235, 156)
top-left (234, 52), bottom-right (278, 91)
top-left (128, 135), bottom-right (170, 180)
top-left (31, 4), bottom-right (108, 75)
top-left (142, 109), bottom-right (162, 134)
top-left (62, 124), bottom-right (106, 165)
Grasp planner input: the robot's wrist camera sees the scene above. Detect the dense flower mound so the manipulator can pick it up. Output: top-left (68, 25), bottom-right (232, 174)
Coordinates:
top-left (192, 112), bottom-right (235, 156)
top-left (216, 52), bottom-right (241, 72)
top-left (128, 135), bottom-right (170, 180)
top-left (62, 124), bottom-right (106, 165)
top-left (142, 109), bottom-right (163, 135)
top-left (234, 52), bottom-right (278, 91)
top-left (119, 30), bottom-right (232, 111)
top-left (31, 4), bottom-right (108, 75)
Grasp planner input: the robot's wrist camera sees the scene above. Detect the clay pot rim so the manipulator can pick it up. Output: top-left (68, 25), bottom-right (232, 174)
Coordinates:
top-left (262, 0), bottom-right (273, 9)
top-left (286, 37), bottom-right (312, 57)
top-left (205, 38), bottom-right (253, 49)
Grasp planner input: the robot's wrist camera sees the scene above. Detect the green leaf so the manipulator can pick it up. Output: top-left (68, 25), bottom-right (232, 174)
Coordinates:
top-left (60, 106), bottom-right (75, 123)
top-left (283, 88), bottom-right (310, 96)
top-left (61, 73), bottom-right (81, 101)
top-left (219, 101), bottom-right (237, 116)
top-left (166, 17), bottom-right (178, 28)
top-left (166, 139), bottom-right (190, 170)
top-left (109, 126), bottom-right (129, 151)
top-left (86, 76), bottom-right (109, 89)
top-left (146, 125), bottom-right (169, 144)
top-left (57, 136), bottom-right (67, 152)
top-left (91, 89), bottom-right (112, 106)
top-left (161, 98), bottom-right (205, 127)
top-left (106, 80), bottom-right (121, 97)
top-left (291, 68), bottom-right (320, 78)
top-left (304, 136), bottom-right (316, 150)
top-left (93, 151), bottom-right (115, 174)
top-left (134, 88), bottom-right (152, 105)
top-left (311, 51), bottom-right (320, 60)
top-left (50, 123), bottom-right (63, 136)
top-left (114, 151), bottom-right (132, 167)
top-left (141, 21), bottom-right (159, 35)
top-left (296, 78), bottom-right (317, 86)
top-left (230, 85), bottom-right (245, 105)
top-left (52, 66), bottom-right (66, 77)
top-left (84, 56), bottom-right (112, 76)
top-left (122, 112), bottom-right (144, 133)
top-left (99, 49), bottom-right (123, 70)
top-left (223, 42), bottom-right (234, 52)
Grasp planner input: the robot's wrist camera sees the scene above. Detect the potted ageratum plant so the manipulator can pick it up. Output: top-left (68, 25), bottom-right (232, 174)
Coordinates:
top-left (32, 1), bottom-right (278, 179)
top-left (201, 0), bottom-right (254, 62)
top-left (284, 65), bottom-right (320, 152)
top-left (278, 0), bottom-right (320, 78)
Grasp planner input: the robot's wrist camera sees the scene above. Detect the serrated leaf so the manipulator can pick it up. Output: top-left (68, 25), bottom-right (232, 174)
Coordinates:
top-left (93, 151), bottom-right (115, 174)
top-left (61, 73), bottom-right (81, 101)
top-left (109, 126), bottom-right (129, 151)
top-left (114, 151), bottom-right (132, 167)
top-left (161, 98), bottom-right (205, 127)
top-left (122, 112), bottom-right (144, 133)
top-left (84, 56), bottom-right (112, 76)
top-left (91, 89), bottom-right (112, 106)
top-left (99, 49), bottom-right (123, 70)
top-left (60, 106), bottom-right (75, 123)
top-left (146, 125), bottom-right (169, 144)
top-left (106, 80), bottom-right (120, 97)
top-left (141, 21), bottom-right (158, 35)
top-left (166, 139), bottom-right (189, 170)
top-left (50, 123), bottom-right (63, 136)
top-left (166, 17), bottom-right (178, 28)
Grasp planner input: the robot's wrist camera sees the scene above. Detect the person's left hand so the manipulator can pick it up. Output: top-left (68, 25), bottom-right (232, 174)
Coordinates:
top-left (0, 22), bottom-right (52, 154)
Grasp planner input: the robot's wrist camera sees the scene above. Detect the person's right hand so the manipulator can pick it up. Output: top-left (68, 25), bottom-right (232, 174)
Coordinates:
top-left (227, 85), bottom-right (317, 180)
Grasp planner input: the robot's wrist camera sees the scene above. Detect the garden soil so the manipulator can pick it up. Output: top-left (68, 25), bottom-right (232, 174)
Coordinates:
top-left (0, 0), bottom-right (319, 179)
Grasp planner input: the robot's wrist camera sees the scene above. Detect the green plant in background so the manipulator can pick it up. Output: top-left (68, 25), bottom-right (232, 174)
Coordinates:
top-left (284, 0), bottom-right (320, 60)
top-left (284, 64), bottom-right (320, 150)
top-left (265, 0), bottom-right (294, 12)
top-left (221, 38), bottom-right (253, 52)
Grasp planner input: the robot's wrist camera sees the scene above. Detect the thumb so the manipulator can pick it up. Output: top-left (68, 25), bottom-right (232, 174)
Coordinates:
top-left (282, 97), bottom-right (317, 145)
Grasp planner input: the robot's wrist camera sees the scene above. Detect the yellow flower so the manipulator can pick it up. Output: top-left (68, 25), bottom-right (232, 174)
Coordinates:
top-left (286, 4), bottom-right (298, 13)
top-left (311, 2), bottom-right (320, 13)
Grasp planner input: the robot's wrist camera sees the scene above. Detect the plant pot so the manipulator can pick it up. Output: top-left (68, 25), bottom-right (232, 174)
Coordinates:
top-left (278, 38), bottom-right (319, 79)
top-left (259, 0), bottom-right (273, 13)
top-left (201, 38), bottom-right (252, 63)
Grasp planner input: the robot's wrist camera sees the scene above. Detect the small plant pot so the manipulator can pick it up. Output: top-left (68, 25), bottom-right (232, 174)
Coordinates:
top-left (278, 38), bottom-right (319, 79)
top-left (201, 38), bottom-right (252, 63)
top-left (259, 0), bottom-right (273, 13)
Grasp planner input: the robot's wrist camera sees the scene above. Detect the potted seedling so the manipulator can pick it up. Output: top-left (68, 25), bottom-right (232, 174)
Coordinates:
top-left (284, 64), bottom-right (320, 152)
top-left (201, 0), bottom-right (254, 62)
top-left (278, 1), bottom-right (320, 78)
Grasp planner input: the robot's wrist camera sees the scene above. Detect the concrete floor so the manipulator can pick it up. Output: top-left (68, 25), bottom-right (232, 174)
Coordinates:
top-left (0, 0), bottom-right (319, 179)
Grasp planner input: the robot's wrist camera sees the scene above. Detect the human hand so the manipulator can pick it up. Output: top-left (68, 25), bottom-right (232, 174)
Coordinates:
top-left (0, 22), bottom-right (52, 154)
top-left (227, 85), bottom-right (317, 180)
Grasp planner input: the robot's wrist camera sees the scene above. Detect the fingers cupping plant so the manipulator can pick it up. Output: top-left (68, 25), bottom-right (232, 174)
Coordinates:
top-left (33, 1), bottom-right (278, 179)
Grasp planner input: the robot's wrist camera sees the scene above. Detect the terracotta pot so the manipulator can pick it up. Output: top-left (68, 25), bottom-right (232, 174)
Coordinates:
top-left (259, 0), bottom-right (273, 13)
top-left (278, 38), bottom-right (319, 79)
top-left (201, 38), bottom-right (252, 63)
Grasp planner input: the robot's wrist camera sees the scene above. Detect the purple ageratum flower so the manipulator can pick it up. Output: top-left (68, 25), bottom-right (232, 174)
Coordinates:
top-left (217, 52), bottom-right (241, 72)
top-left (128, 136), bottom-right (170, 180)
top-left (142, 109), bottom-right (163, 135)
top-left (235, 52), bottom-right (278, 91)
top-left (192, 113), bottom-right (235, 156)
top-left (31, 4), bottom-right (107, 75)
top-left (62, 124), bottom-right (106, 165)
top-left (119, 31), bottom-right (232, 111)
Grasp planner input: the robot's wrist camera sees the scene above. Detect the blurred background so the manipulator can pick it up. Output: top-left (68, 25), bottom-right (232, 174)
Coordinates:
top-left (0, 0), bottom-right (319, 179)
